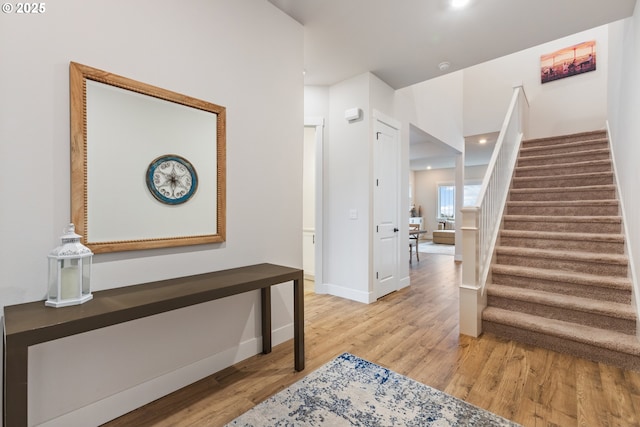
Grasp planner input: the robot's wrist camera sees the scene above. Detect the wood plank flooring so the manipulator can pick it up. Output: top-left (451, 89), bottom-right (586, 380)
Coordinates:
top-left (103, 254), bottom-right (640, 427)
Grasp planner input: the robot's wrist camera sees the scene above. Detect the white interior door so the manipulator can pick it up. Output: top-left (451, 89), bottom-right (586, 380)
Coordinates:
top-left (374, 117), bottom-right (400, 298)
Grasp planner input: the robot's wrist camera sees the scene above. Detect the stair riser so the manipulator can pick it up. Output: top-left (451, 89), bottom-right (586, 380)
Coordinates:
top-left (498, 235), bottom-right (625, 254)
top-left (487, 295), bottom-right (636, 335)
top-left (482, 321), bottom-right (640, 371)
top-left (495, 254), bottom-right (628, 277)
top-left (502, 220), bottom-right (621, 234)
top-left (512, 175), bottom-right (613, 189)
top-left (515, 162), bottom-right (612, 178)
top-left (490, 272), bottom-right (631, 304)
top-left (520, 141), bottom-right (609, 158)
top-left (522, 132), bottom-right (607, 148)
top-left (517, 152), bottom-right (610, 167)
top-left (509, 189), bottom-right (616, 202)
top-left (506, 204), bottom-right (619, 216)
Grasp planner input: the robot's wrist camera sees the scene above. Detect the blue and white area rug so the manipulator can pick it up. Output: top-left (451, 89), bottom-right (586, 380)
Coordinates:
top-left (227, 352), bottom-right (520, 426)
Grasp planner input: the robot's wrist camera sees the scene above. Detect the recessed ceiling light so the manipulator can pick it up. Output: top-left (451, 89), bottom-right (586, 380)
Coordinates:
top-left (426, 166), bottom-right (432, 170)
top-left (479, 138), bottom-right (487, 144)
top-left (451, 0), bottom-right (470, 9)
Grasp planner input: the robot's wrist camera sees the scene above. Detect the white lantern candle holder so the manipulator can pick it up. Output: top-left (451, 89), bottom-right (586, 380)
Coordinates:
top-left (46, 223), bottom-right (93, 308)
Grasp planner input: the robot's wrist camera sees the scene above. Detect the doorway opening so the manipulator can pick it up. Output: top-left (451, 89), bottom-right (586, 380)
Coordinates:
top-left (303, 117), bottom-right (324, 292)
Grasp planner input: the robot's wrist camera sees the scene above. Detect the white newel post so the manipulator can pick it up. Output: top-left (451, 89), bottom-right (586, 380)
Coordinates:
top-left (459, 206), bottom-right (484, 337)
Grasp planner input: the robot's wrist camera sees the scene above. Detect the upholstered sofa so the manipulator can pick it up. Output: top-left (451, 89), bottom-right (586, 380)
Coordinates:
top-left (432, 220), bottom-right (455, 245)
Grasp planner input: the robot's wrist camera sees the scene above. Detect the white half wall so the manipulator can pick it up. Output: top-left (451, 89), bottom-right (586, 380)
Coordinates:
top-left (0, 1), bottom-right (303, 425)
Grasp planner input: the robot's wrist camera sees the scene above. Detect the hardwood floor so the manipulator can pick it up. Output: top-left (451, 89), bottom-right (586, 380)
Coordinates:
top-left (104, 254), bottom-right (640, 427)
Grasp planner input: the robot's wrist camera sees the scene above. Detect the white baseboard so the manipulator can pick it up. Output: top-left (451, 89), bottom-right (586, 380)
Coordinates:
top-left (39, 324), bottom-right (294, 427)
top-left (324, 283), bottom-right (373, 304)
top-left (314, 282), bottom-right (328, 294)
top-left (399, 275), bottom-right (410, 290)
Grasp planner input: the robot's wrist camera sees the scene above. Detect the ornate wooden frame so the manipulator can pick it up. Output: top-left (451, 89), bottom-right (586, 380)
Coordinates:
top-left (69, 62), bottom-right (226, 253)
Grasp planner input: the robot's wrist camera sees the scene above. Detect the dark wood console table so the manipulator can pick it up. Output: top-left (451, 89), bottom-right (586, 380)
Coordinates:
top-left (3, 263), bottom-right (304, 427)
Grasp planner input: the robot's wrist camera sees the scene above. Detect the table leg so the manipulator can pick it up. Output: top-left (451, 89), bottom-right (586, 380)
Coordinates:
top-left (4, 342), bottom-right (28, 426)
top-left (293, 276), bottom-right (305, 371)
top-left (261, 287), bottom-right (272, 354)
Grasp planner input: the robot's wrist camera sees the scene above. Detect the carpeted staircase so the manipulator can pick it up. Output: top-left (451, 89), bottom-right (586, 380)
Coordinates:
top-left (482, 130), bottom-right (640, 371)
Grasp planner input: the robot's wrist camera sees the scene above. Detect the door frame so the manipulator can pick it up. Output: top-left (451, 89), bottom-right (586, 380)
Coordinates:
top-left (372, 110), bottom-right (402, 299)
top-left (304, 116), bottom-right (325, 291)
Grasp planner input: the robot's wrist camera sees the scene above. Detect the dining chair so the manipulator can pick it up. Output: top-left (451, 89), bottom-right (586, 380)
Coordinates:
top-left (409, 223), bottom-right (420, 262)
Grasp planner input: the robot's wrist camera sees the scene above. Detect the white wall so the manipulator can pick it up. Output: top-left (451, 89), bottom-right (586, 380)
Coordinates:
top-left (303, 127), bottom-right (317, 230)
top-left (307, 72), bottom-right (400, 303)
top-left (370, 73), bottom-right (397, 120)
top-left (324, 73), bottom-right (372, 301)
top-left (304, 86), bottom-right (330, 120)
top-left (464, 25), bottom-right (611, 139)
top-left (396, 71), bottom-right (465, 153)
top-left (0, 1), bottom-right (303, 425)
top-left (607, 5), bottom-right (640, 316)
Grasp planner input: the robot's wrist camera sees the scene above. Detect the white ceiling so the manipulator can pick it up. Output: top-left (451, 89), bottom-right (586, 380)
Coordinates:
top-left (269, 0), bottom-right (635, 89)
top-left (268, 0), bottom-right (636, 169)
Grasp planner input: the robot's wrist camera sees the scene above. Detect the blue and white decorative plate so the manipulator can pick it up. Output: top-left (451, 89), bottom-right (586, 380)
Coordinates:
top-left (146, 155), bottom-right (198, 205)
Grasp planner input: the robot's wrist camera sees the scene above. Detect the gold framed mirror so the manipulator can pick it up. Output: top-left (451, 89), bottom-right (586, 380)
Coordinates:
top-left (70, 62), bottom-right (226, 253)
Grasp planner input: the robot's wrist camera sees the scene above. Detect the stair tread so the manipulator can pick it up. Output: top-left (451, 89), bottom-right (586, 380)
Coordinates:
top-left (500, 229), bottom-right (625, 242)
top-left (491, 264), bottom-right (632, 289)
top-left (482, 307), bottom-right (640, 355)
top-left (503, 214), bottom-right (621, 223)
top-left (515, 158), bottom-right (611, 172)
top-left (517, 147), bottom-right (610, 162)
top-left (522, 130), bottom-right (607, 145)
top-left (520, 138), bottom-right (607, 154)
top-left (507, 199), bottom-right (618, 206)
top-left (513, 171), bottom-right (612, 182)
top-left (495, 245), bottom-right (628, 264)
top-left (510, 185), bottom-right (615, 194)
top-left (486, 284), bottom-right (636, 319)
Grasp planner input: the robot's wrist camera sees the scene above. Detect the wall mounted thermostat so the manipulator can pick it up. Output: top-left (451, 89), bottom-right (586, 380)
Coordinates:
top-left (344, 107), bottom-right (361, 122)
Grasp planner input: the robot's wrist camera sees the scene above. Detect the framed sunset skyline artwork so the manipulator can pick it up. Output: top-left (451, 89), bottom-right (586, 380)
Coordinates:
top-left (541, 40), bottom-right (596, 84)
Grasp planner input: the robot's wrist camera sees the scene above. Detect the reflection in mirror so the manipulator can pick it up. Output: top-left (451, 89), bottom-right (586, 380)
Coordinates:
top-left (70, 62), bottom-right (226, 253)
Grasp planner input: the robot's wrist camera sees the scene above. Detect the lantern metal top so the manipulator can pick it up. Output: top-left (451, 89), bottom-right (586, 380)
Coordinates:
top-left (49, 223), bottom-right (93, 259)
